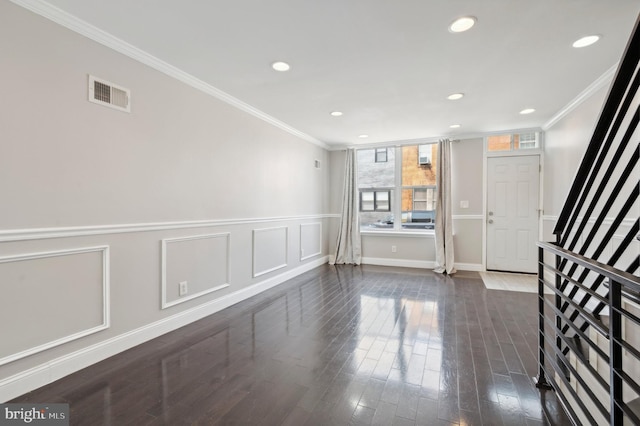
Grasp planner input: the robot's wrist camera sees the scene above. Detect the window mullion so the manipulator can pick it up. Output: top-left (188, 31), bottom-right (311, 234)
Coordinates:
top-left (394, 145), bottom-right (402, 230)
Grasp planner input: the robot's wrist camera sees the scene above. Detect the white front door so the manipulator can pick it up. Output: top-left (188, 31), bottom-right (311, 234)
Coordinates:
top-left (486, 155), bottom-right (540, 273)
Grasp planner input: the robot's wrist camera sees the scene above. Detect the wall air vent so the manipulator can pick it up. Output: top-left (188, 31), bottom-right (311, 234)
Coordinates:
top-left (88, 75), bottom-right (130, 113)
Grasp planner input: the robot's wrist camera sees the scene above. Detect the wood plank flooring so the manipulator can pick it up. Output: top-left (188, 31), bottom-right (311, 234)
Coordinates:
top-left (12, 265), bottom-right (571, 425)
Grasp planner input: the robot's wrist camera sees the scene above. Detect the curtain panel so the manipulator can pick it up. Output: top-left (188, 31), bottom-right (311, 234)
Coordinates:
top-left (434, 139), bottom-right (456, 274)
top-left (333, 149), bottom-right (362, 265)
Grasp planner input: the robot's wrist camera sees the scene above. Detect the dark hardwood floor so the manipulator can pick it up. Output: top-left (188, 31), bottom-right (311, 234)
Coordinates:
top-left (12, 265), bottom-right (571, 425)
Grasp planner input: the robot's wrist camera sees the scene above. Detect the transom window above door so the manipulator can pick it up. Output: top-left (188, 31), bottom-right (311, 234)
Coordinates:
top-left (487, 132), bottom-right (540, 152)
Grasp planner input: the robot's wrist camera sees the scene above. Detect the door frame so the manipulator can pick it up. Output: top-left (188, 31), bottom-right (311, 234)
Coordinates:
top-left (482, 136), bottom-right (544, 272)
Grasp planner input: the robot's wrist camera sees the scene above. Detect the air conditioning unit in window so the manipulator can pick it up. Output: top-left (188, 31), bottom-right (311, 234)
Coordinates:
top-left (418, 145), bottom-right (432, 165)
top-left (418, 156), bottom-right (431, 165)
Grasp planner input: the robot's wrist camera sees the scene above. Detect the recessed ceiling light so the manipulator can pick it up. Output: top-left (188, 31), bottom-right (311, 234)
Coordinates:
top-left (572, 35), bottom-right (600, 48)
top-left (449, 16), bottom-right (476, 33)
top-left (449, 124), bottom-right (461, 129)
top-left (447, 93), bottom-right (464, 100)
top-left (330, 111), bottom-right (343, 117)
top-left (520, 108), bottom-right (536, 115)
top-left (271, 61), bottom-right (290, 71)
top-left (358, 134), bottom-right (369, 139)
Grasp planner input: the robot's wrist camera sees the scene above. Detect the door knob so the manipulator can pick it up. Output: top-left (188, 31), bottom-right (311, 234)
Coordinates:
top-left (488, 211), bottom-right (494, 216)
top-left (488, 219), bottom-right (494, 224)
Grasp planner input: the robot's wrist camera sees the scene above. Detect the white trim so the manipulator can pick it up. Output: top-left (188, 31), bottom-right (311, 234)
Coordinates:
top-left (300, 222), bottom-right (322, 261)
top-left (252, 226), bottom-right (289, 278)
top-left (361, 257), bottom-right (437, 269)
top-left (8, 0), bottom-right (327, 149)
top-left (454, 262), bottom-right (484, 272)
top-left (485, 148), bottom-right (543, 158)
top-left (329, 128), bottom-right (541, 151)
top-left (452, 215), bottom-right (484, 220)
top-left (361, 230), bottom-right (435, 238)
top-left (482, 137), bottom-right (488, 271)
top-left (338, 255), bottom-right (482, 272)
top-left (0, 255), bottom-right (329, 403)
top-left (0, 214), bottom-right (338, 243)
top-left (0, 246), bottom-right (110, 367)
top-left (542, 215), bottom-right (636, 228)
top-left (161, 233), bottom-right (231, 309)
top-left (542, 64), bottom-right (617, 130)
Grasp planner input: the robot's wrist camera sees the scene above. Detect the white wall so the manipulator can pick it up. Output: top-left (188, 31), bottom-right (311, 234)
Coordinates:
top-left (543, 77), bottom-right (638, 273)
top-left (451, 138), bottom-right (484, 267)
top-left (543, 85), bottom-right (608, 223)
top-left (0, 2), bottom-right (332, 401)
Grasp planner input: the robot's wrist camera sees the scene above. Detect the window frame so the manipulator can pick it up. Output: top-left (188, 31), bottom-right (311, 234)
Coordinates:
top-left (486, 131), bottom-right (541, 153)
top-left (375, 148), bottom-right (388, 163)
top-left (357, 143), bottom-right (438, 233)
top-left (359, 190), bottom-right (391, 212)
top-left (411, 186), bottom-right (436, 211)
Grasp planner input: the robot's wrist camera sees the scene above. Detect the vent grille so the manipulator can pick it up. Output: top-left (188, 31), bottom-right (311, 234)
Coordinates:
top-left (88, 75), bottom-right (130, 112)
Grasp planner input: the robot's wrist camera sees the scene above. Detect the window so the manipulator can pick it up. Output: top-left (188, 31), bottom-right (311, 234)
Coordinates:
top-left (401, 144), bottom-right (437, 229)
top-left (357, 144), bottom-right (437, 231)
top-left (518, 132), bottom-right (537, 149)
top-left (360, 190), bottom-right (390, 212)
top-left (487, 132), bottom-right (540, 151)
top-left (375, 148), bottom-right (388, 162)
top-left (412, 188), bottom-right (436, 211)
top-left (357, 148), bottom-right (395, 228)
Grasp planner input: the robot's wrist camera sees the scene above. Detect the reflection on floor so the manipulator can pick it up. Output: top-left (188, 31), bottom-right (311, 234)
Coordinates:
top-left (480, 271), bottom-right (551, 294)
top-left (12, 265), bottom-right (570, 425)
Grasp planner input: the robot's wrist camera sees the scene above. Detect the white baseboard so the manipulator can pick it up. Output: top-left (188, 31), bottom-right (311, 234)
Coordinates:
top-left (0, 256), bottom-right (328, 402)
top-left (361, 257), bottom-right (436, 269)
top-left (454, 262), bottom-right (484, 272)
top-left (361, 258), bottom-right (483, 272)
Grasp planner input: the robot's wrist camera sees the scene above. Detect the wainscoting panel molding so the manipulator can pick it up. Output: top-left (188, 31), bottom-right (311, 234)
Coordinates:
top-left (0, 246), bottom-right (110, 367)
top-left (161, 233), bottom-right (230, 309)
top-left (253, 226), bottom-right (288, 278)
top-left (0, 255), bottom-right (328, 402)
top-left (300, 222), bottom-right (322, 261)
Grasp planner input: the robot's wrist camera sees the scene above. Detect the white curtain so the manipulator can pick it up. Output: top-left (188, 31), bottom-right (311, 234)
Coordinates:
top-left (333, 149), bottom-right (362, 265)
top-left (434, 138), bottom-right (456, 274)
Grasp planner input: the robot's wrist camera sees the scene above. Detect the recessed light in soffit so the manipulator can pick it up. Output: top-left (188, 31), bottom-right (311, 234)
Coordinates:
top-left (572, 35), bottom-right (601, 48)
top-left (449, 124), bottom-right (461, 129)
top-left (449, 16), bottom-right (476, 33)
top-left (330, 111), bottom-right (343, 117)
top-left (271, 61), bottom-right (291, 71)
top-left (447, 93), bottom-right (464, 100)
top-left (520, 108), bottom-right (536, 115)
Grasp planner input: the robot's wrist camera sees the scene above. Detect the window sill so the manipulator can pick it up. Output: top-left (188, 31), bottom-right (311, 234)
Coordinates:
top-left (360, 229), bottom-right (435, 238)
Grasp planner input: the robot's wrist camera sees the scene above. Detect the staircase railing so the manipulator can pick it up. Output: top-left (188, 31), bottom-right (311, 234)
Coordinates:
top-left (537, 244), bottom-right (640, 425)
top-left (535, 13), bottom-right (639, 426)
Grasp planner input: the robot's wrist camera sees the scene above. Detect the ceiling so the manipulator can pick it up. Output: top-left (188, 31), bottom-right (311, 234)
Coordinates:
top-left (30, 0), bottom-right (640, 147)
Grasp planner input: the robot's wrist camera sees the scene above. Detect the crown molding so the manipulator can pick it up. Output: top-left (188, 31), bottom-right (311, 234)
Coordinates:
top-left (327, 128), bottom-right (543, 150)
top-left (542, 63), bottom-right (618, 131)
top-left (9, 0), bottom-right (328, 150)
